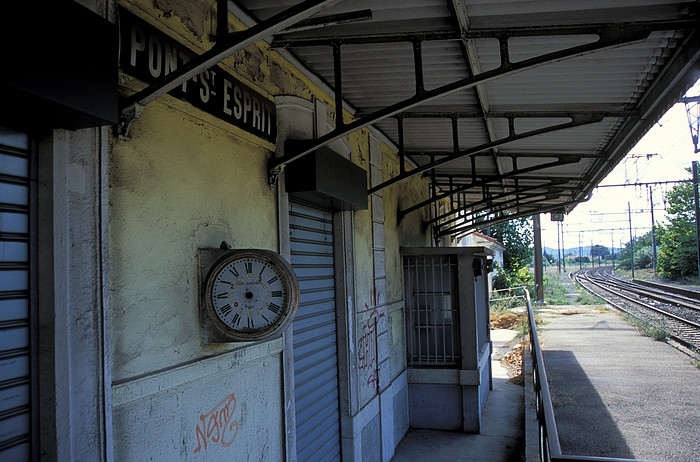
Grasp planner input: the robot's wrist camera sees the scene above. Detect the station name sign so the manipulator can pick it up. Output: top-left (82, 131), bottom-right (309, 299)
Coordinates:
top-left (119, 9), bottom-right (276, 143)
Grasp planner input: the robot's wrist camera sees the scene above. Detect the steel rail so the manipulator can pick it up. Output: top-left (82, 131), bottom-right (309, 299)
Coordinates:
top-left (582, 272), bottom-right (700, 330)
top-left (590, 275), bottom-right (700, 312)
top-left (573, 268), bottom-right (700, 350)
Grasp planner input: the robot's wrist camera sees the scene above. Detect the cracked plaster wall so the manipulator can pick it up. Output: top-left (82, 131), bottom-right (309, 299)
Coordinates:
top-left (110, 0), bottom-right (439, 459)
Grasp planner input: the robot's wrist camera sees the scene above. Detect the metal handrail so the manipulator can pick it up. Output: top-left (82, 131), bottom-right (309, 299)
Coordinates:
top-left (490, 285), bottom-right (528, 306)
top-left (492, 286), bottom-right (527, 296)
top-left (525, 289), bottom-right (659, 462)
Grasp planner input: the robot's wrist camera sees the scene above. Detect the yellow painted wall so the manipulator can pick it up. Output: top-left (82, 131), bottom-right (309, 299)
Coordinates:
top-left (111, 0), bottom-right (346, 378)
top-left (112, 0), bottom-right (436, 402)
top-left (110, 0), bottom-right (441, 458)
top-left (110, 98), bottom-right (278, 378)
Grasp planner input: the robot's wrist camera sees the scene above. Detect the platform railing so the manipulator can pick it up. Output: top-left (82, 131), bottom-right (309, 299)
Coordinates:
top-left (490, 286), bottom-right (527, 308)
top-left (525, 289), bottom-right (658, 462)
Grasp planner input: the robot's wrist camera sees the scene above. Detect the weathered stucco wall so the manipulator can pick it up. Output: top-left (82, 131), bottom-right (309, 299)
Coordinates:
top-left (112, 341), bottom-right (284, 460)
top-left (111, 1), bottom-right (437, 460)
top-left (110, 98), bottom-right (277, 378)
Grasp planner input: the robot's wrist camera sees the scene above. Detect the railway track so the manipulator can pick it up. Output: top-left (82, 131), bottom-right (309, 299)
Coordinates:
top-left (573, 266), bottom-right (700, 352)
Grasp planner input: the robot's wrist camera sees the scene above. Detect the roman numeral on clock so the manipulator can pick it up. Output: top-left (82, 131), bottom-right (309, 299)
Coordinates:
top-left (268, 302), bottom-right (281, 314)
top-left (271, 290), bottom-right (283, 298)
top-left (216, 292), bottom-right (229, 299)
top-left (267, 275), bottom-right (278, 285)
top-left (245, 262), bottom-right (253, 274)
top-left (232, 312), bottom-right (241, 327)
top-left (220, 304), bottom-right (233, 316)
top-left (228, 267), bottom-right (239, 277)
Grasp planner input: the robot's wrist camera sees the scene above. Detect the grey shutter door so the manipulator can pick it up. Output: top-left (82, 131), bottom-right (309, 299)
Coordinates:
top-left (0, 127), bottom-right (32, 460)
top-left (288, 195), bottom-right (341, 461)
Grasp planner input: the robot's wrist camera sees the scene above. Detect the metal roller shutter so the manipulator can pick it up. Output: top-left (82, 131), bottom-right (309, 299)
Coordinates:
top-left (288, 195), bottom-right (341, 462)
top-left (0, 127), bottom-right (32, 460)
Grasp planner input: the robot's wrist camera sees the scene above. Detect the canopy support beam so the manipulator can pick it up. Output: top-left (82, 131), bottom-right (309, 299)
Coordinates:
top-left (268, 26), bottom-right (650, 185)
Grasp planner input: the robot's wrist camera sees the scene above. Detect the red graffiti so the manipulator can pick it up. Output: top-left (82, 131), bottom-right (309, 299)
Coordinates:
top-left (193, 393), bottom-right (239, 455)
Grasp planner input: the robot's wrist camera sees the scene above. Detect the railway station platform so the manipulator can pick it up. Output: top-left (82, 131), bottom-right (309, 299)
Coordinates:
top-left (539, 306), bottom-right (700, 462)
top-left (391, 328), bottom-right (525, 462)
top-left (391, 270), bottom-right (699, 462)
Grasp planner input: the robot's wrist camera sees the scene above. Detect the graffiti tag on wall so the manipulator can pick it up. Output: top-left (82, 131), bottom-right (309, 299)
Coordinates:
top-left (193, 393), bottom-right (239, 455)
top-left (358, 313), bottom-right (378, 391)
top-left (358, 289), bottom-right (385, 396)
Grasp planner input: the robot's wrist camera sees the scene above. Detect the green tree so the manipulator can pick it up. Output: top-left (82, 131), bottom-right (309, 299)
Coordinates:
top-left (590, 244), bottom-right (610, 265)
top-left (616, 231), bottom-right (654, 270)
top-left (489, 217), bottom-right (533, 272)
top-left (488, 217), bottom-right (533, 289)
top-left (656, 180), bottom-right (697, 278)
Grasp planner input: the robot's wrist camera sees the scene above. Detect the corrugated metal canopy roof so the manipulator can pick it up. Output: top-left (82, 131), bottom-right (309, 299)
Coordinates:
top-left (235, 0), bottom-right (700, 238)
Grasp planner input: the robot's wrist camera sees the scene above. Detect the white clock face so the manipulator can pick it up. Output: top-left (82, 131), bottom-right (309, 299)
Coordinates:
top-left (209, 256), bottom-right (290, 337)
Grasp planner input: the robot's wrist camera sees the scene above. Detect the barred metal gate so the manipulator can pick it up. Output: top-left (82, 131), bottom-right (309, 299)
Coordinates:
top-left (288, 195), bottom-right (341, 461)
top-left (403, 255), bottom-right (461, 366)
top-left (0, 127), bottom-right (33, 460)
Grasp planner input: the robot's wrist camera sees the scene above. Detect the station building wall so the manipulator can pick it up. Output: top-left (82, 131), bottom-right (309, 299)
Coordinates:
top-left (106, 0), bottom-right (440, 460)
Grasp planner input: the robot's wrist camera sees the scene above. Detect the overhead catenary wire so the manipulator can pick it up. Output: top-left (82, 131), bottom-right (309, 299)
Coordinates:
top-left (597, 179), bottom-right (690, 188)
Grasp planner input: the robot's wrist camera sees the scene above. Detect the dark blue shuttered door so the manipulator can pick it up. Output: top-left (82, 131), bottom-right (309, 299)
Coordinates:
top-left (288, 195), bottom-right (341, 461)
top-left (0, 127), bottom-right (32, 460)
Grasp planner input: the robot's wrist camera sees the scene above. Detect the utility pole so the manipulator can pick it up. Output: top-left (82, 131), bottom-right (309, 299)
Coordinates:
top-left (628, 202), bottom-right (635, 279)
top-left (562, 223), bottom-right (566, 272)
top-left (649, 186), bottom-right (657, 272)
top-left (533, 215), bottom-right (544, 302)
top-left (578, 232), bottom-right (582, 271)
top-left (611, 233), bottom-right (615, 270)
top-left (693, 161), bottom-right (700, 280)
top-left (557, 222), bottom-right (561, 273)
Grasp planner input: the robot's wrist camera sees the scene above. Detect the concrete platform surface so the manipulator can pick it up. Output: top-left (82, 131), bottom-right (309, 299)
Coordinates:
top-left (540, 309), bottom-right (700, 462)
top-left (391, 329), bottom-right (525, 462)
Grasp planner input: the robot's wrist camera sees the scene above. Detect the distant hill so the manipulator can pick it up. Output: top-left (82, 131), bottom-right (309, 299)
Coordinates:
top-left (543, 246), bottom-right (622, 257)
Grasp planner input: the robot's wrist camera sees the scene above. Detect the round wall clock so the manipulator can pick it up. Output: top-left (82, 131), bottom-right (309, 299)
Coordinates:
top-left (204, 249), bottom-right (299, 341)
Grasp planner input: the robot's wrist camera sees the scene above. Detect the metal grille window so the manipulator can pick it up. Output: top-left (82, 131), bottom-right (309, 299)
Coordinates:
top-left (403, 255), bottom-right (460, 366)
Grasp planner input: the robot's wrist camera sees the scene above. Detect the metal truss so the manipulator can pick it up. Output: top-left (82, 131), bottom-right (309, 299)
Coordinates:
top-left (397, 155), bottom-right (582, 220)
top-left (425, 179), bottom-right (570, 229)
top-left (117, 0), bottom-right (345, 137)
top-left (437, 198), bottom-right (583, 240)
top-left (375, 112), bottom-right (603, 195)
top-left (429, 174), bottom-right (583, 185)
top-left (681, 95), bottom-right (700, 153)
top-left (577, 29), bottom-right (700, 204)
top-left (271, 19), bottom-right (696, 48)
top-left (437, 194), bottom-right (559, 238)
top-left (267, 21), bottom-right (670, 184)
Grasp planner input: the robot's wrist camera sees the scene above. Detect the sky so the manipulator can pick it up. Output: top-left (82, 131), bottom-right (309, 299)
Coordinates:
top-left (539, 78), bottom-right (700, 253)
